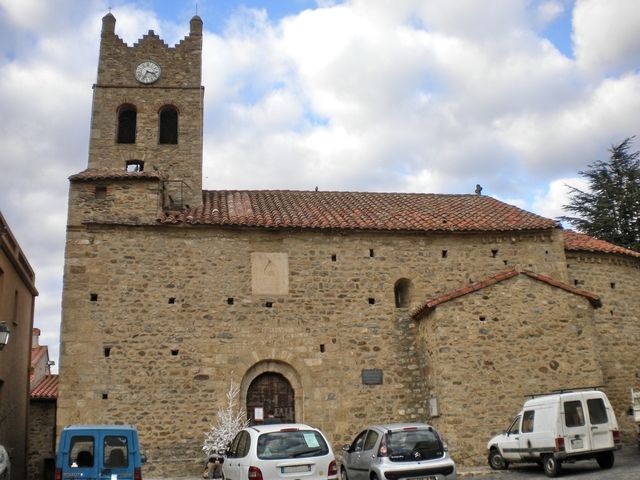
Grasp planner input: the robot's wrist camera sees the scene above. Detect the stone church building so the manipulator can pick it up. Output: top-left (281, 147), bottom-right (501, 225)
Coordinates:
top-left (58, 14), bottom-right (640, 476)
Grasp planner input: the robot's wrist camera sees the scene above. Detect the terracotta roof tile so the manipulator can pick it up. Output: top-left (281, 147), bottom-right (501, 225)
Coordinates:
top-left (159, 191), bottom-right (558, 232)
top-left (412, 268), bottom-right (601, 319)
top-left (563, 231), bottom-right (640, 259)
top-left (69, 168), bottom-right (164, 181)
top-left (31, 374), bottom-right (58, 399)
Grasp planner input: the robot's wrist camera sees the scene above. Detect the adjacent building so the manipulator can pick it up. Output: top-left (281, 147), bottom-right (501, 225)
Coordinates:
top-left (0, 211), bottom-right (38, 480)
top-left (57, 15), bottom-right (640, 477)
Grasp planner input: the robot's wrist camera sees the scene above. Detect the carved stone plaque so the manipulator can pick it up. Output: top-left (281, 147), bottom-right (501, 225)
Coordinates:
top-left (251, 252), bottom-right (289, 295)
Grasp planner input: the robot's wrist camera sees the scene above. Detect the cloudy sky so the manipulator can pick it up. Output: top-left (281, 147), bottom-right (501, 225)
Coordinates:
top-left (1, 0), bottom-right (639, 370)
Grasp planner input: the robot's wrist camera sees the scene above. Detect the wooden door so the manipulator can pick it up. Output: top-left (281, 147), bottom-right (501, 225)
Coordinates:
top-left (246, 372), bottom-right (295, 424)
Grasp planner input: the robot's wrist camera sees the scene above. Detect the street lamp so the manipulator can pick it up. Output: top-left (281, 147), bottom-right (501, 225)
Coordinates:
top-left (0, 323), bottom-right (9, 350)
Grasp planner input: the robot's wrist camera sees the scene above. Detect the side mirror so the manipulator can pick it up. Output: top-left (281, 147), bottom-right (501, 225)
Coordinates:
top-left (342, 445), bottom-right (351, 453)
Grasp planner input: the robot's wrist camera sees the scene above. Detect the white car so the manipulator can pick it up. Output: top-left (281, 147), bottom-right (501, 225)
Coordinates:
top-left (487, 389), bottom-right (620, 477)
top-left (223, 423), bottom-right (338, 480)
top-left (0, 445), bottom-right (9, 480)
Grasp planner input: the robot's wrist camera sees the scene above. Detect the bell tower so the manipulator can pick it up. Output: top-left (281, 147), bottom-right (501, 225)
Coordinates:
top-left (76, 13), bottom-right (204, 214)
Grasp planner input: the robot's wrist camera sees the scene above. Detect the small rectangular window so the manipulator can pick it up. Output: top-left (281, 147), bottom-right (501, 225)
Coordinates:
top-left (104, 435), bottom-right (129, 468)
top-left (95, 186), bottom-right (107, 199)
top-left (522, 410), bottom-right (535, 433)
top-left (564, 400), bottom-right (585, 427)
top-left (587, 398), bottom-right (609, 425)
top-left (69, 436), bottom-right (95, 468)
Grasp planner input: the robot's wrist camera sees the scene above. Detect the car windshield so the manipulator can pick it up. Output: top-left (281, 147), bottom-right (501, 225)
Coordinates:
top-left (387, 429), bottom-right (444, 462)
top-left (257, 430), bottom-right (329, 460)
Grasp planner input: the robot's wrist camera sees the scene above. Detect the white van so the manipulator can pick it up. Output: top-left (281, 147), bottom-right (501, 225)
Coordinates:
top-left (486, 389), bottom-right (621, 477)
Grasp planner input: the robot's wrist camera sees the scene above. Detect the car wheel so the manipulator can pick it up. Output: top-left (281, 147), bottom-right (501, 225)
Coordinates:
top-left (370, 474), bottom-right (379, 480)
top-left (596, 451), bottom-right (614, 469)
top-left (542, 454), bottom-right (561, 477)
top-left (488, 449), bottom-right (508, 470)
top-left (341, 467), bottom-right (349, 480)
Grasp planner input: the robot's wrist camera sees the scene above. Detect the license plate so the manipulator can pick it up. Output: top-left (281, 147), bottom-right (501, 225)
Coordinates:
top-left (404, 477), bottom-right (437, 480)
top-left (281, 465), bottom-right (311, 474)
top-left (571, 438), bottom-right (584, 449)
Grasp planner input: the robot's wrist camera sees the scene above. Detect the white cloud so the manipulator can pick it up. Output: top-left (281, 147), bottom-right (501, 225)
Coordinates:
top-left (1, 0), bottom-right (639, 370)
top-left (573, 0), bottom-right (640, 75)
top-left (531, 177), bottom-right (589, 221)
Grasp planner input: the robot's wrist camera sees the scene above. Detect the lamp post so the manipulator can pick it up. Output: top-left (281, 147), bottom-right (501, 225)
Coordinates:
top-left (0, 323), bottom-right (9, 350)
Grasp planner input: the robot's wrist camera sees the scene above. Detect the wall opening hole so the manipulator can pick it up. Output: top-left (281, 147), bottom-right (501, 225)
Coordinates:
top-left (95, 186), bottom-right (107, 199)
top-left (125, 160), bottom-right (144, 172)
top-left (168, 297), bottom-right (176, 304)
top-left (102, 393), bottom-right (108, 400)
top-left (320, 344), bottom-right (325, 353)
top-left (90, 293), bottom-right (98, 302)
top-left (491, 249), bottom-right (498, 258)
top-left (368, 298), bottom-right (375, 305)
top-left (331, 254), bottom-right (337, 262)
top-left (610, 282), bottom-right (616, 289)
top-left (479, 316), bottom-right (486, 322)
top-left (265, 302), bottom-right (273, 308)
top-left (441, 250), bottom-right (448, 258)
top-left (227, 297), bottom-right (234, 305)
top-left (545, 250), bottom-right (549, 255)
top-left (171, 349), bottom-right (179, 356)
top-left (104, 347), bottom-right (111, 358)
top-left (574, 279), bottom-right (579, 286)
top-left (394, 278), bottom-right (413, 308)
top-left (369, 249), bottom-right (374, 257)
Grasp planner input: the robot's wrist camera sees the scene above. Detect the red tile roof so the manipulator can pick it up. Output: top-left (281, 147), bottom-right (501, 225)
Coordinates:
top-left (69, 168), bottom-right (165, 181)
top-left (31, 374), bottom-right (58, 399)
top-left (412, 268), bottom-right (601, 319)
top-left (563, 231), bottom-right (640, 259)
top-left (159, 191), bottom-right (558, 232)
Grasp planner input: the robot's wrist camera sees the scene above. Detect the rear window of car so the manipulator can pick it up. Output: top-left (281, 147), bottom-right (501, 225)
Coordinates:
top-left (387, 429), bottom-right (444, 462)
top-left (257, 430), bottom-right (329, 460)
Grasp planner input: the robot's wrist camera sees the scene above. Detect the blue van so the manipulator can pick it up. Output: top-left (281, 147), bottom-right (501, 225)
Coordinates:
top-left (55, 425), bottom-right (145, 480)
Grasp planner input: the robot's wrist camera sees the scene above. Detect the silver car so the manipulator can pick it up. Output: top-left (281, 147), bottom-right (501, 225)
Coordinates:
top-left (341, 423), bottom-right (456, 480)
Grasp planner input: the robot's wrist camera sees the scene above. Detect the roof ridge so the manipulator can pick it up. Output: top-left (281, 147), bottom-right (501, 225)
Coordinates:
top-left (412, 268), bottom-right (601, 319)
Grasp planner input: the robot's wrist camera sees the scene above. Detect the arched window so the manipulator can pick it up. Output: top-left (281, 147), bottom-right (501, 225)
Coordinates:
top-left (116, 104), bottom-right (136, 144)
top-left (158, 105), bottom-right (178, 144)
top-left (394, 278), bottom-right (413, 308)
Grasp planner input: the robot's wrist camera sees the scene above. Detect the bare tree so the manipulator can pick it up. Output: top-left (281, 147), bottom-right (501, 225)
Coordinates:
top-left (202, 381), bottom-right (249, 457)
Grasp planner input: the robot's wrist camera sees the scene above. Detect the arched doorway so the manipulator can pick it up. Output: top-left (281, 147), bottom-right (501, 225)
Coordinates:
top-left (246, 372), bottom-right (295, 424)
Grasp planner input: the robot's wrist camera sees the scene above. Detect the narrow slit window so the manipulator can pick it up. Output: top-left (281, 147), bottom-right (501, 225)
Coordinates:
top-left (116, 104), bottom-right (136, 144)
top-left (368, 298), bottom-right (375, 305)
top-left (331, 254), bottom-right (337, 262)
top-left (159, 105), bottom-right (178, 144)
top-left (95, 185), bottom-right (107, 199)
top-left (227, 297), bottom-right (234, 305)
top-left (394, 278), bottom-right (413, 308)
top-left (369, 249), bottom-right (374, 257)
top-left (491, 249), bottom-right (498, 258)
top-left (441, 250), bottom-right (448, 258)
top-left (104, 347), bottom-right (111, 357)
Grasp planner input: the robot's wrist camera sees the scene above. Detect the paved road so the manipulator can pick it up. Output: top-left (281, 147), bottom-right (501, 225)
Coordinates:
top-left (460, 446), bottom-right (640, 479)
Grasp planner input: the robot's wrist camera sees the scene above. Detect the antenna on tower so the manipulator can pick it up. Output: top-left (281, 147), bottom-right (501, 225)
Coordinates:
top-left (195, 1), bottom-right (198, 15)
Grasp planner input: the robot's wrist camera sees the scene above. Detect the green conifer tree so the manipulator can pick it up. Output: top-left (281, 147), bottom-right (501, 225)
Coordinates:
top-left (560, 137), bottom-right (640, 251)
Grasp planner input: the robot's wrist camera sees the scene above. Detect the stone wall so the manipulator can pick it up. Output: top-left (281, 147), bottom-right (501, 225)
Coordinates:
top-left (416, 274), bottom-right (603, 465)
top-left (27, 400), bottom-right (56, 480)
top-left (566, 252), bottom-right (640, 441)
top-left (58, 224), bottom-right (566, 476)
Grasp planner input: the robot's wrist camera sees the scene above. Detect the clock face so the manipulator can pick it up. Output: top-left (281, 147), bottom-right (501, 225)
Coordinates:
top-left (135, 61), bottom-right (161, 84)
